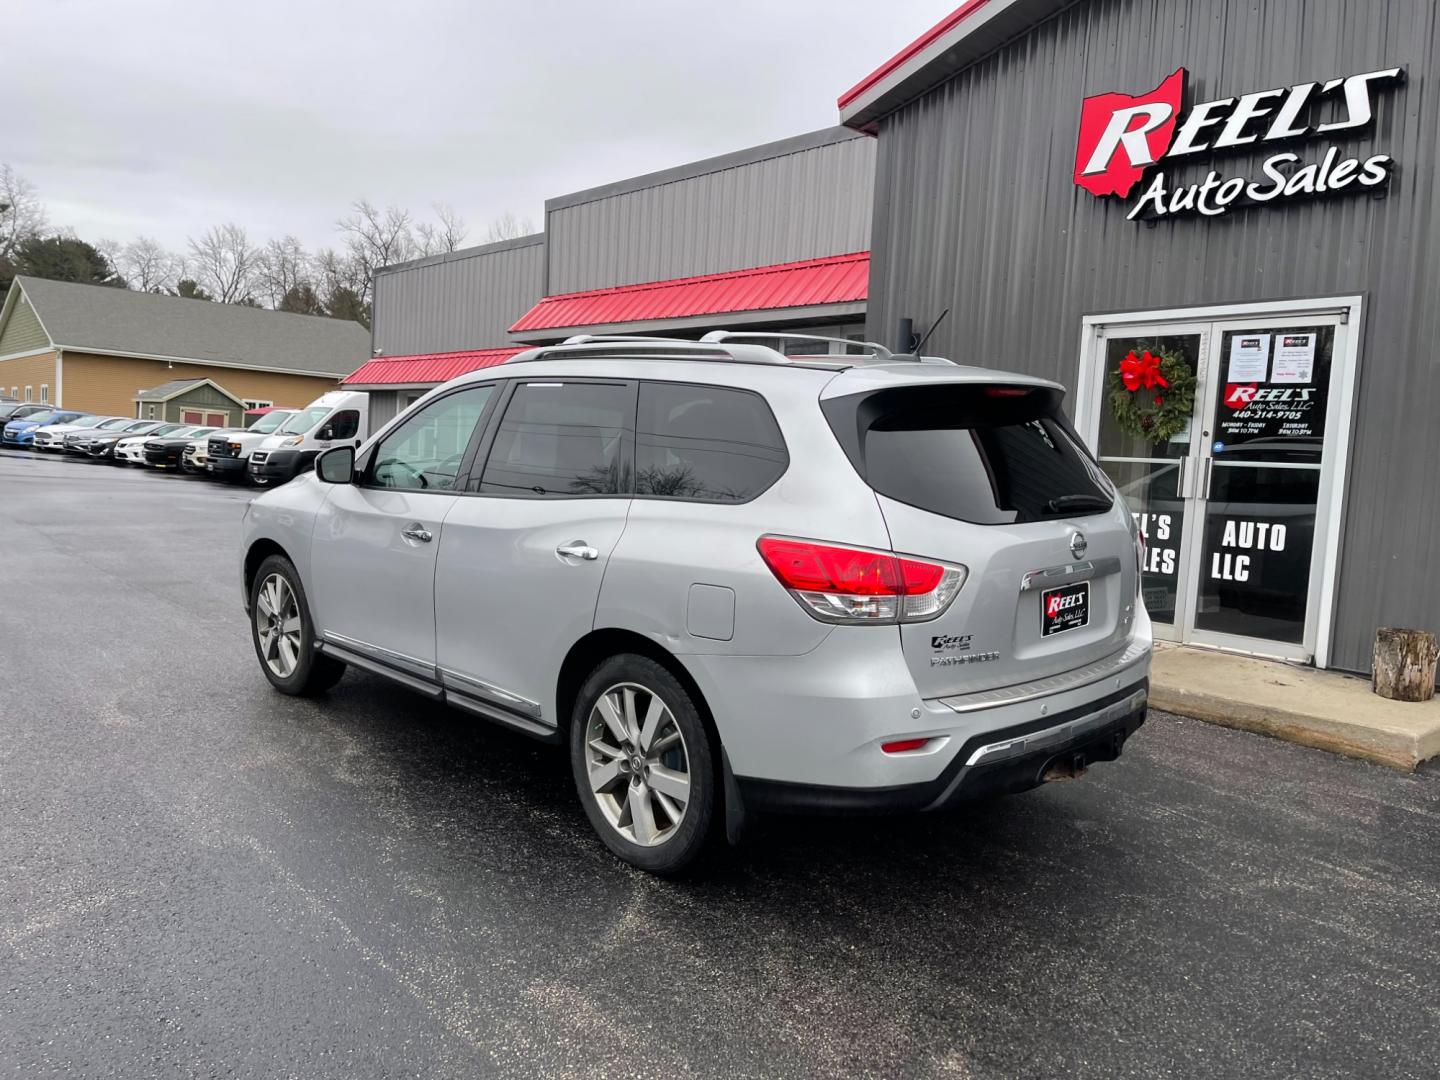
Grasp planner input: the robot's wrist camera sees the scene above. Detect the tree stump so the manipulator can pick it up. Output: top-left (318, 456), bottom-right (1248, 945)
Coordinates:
top-left (1372, 628), bottom-right (1439, 702)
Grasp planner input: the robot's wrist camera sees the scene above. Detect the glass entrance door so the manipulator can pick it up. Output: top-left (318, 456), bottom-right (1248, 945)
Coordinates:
top-left (1086, 312), bottom-right (1348, 662)
top-left (1189, 321), bottom-right (1335, 656)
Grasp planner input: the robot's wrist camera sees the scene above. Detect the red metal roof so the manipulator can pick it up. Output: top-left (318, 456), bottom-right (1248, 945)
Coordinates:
top-left (837, 0), bottom-right (994, 109)
top-left (508, 251), bottom-right (869, 334)
top-left (342, 347), bottom-right (525, 387)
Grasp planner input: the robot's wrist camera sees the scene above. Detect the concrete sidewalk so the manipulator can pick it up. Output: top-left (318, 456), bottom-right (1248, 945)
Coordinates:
top-left (1150, 643), bottom-right (1440, 771)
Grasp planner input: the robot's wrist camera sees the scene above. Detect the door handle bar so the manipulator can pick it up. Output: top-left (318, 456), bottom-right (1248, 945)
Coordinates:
top-left (401, 523), bottom-right (433, 543)
top-left (556, 541), bottom-right (599, 561)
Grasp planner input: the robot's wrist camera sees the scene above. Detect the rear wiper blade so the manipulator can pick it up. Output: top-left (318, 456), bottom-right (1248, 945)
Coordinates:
top-left (1042, 494), bottom-right (1112, 515)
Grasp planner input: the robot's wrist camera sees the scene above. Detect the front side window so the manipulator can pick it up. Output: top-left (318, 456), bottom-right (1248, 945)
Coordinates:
top-left (636, 381), bottom-right (787, 502)
top-left (369, 384), bottom-right (495, 491)
top-left (325, 410), bottom-right (360, 439)
top-left (476, 381), bottom-right (632, 497)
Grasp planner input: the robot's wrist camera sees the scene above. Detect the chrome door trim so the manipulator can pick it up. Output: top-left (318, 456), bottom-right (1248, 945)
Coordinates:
top-left (438, 667), bottom-right (544, 720)
top-left (1019, 556), bottom-right (1122, 592)
top-left (321, 630), bottom-right (436, 681)
top-left (320, 640), bottom-right (443, 699)
top-left (445, 690), bottom-right (558, 741)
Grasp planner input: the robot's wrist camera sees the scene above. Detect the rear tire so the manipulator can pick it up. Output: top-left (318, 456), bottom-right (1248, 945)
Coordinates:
top-left (249, 555), bottom-right (346, 696)
top-left (569, 654), bottom-right (716, 875)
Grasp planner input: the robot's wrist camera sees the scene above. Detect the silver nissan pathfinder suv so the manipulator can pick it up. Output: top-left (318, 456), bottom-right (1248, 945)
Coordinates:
top-left (240, 334), bottom-right (1151, 874)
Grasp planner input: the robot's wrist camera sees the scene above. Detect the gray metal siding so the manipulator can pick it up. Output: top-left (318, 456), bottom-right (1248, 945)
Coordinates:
top-left (371, 237), bottom-right (544, 357)
top-left (366, 390), bottom-right (401, 430)
top-left (546, 129), bottom-right (875, 295)
top-left (865, 0), bottom-right (1440, 672)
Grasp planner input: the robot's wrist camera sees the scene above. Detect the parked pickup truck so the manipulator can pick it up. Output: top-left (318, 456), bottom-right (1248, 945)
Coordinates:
top-left (247, 391), bottom-right (369, 487)
top-left (204, 409), bottom-right (298, 482)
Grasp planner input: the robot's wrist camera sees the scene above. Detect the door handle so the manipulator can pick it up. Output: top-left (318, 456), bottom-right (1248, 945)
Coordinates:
top-left (1200, 457), bottom-right (1215, 501)
top-left (401, 523), bottom-right (433, 543)
top-left (556, 541), bottom-right (599, 561)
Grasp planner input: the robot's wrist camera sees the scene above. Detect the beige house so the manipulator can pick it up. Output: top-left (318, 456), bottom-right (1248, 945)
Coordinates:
top-left (0, 277), bottom-right (369, 416)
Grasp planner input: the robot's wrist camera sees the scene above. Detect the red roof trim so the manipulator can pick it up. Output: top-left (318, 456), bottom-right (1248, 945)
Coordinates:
top-left (509, 251), bottom-right (869, 334)
top-left (837, 0), bottom-right (994, 109)
top-left (342, 346), bottom-right (524, 387)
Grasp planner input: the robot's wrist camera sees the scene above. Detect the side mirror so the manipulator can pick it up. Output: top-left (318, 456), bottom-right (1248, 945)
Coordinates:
top-left (316, 445), bottom-right (355, 484)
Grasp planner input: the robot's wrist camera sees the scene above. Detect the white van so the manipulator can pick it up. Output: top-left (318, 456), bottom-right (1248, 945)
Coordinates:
top-left (247, 391), bottom-right (369, 487)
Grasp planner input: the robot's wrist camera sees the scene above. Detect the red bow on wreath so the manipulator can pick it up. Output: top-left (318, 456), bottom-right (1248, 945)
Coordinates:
top-left (1120, 349), bottom-right (1169, 405)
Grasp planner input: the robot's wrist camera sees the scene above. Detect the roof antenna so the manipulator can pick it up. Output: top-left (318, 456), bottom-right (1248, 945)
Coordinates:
top-left (912, 307), bottom-right (950, 357)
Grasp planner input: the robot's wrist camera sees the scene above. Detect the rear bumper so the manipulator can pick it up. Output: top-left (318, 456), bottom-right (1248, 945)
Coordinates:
top-left (683, 611), bottom-right (1152, 797)
top-left (734, 683), bottom-right (1147, 814)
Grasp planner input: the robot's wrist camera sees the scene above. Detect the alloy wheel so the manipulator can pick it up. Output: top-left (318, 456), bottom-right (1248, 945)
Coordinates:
top-left (255, 573), bottom-right (303, 678)
top-left (584, 682), bottom-right (690, 847)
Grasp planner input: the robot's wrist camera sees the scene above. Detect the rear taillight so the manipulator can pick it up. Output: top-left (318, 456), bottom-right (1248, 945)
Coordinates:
top-left (756, 536), bottom-right (966, 624)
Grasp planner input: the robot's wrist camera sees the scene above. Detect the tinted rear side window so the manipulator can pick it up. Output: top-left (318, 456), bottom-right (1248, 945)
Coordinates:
top-left (636, 382), bottom-right (787, 502)
top-left (477, 381), bottom-right (632, 497)
top-left (823, 384), bottom-right (1113, 525)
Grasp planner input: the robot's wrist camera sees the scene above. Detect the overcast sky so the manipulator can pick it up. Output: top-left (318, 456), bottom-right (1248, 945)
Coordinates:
top-left (6, 0), bottom-right (946, 255)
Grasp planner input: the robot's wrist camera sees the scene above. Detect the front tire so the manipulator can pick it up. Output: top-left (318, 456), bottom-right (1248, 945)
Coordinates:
top-left (249, 555), bottom-right (346, 696)
top-left (569, 654), bottom-right (717, 875)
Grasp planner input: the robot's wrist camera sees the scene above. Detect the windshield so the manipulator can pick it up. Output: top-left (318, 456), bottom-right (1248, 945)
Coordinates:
top-left (187, 428), bottom-right (217, 437)
top-left (249, 411), bottom-right (295, 434)
top-left (95, 418), bottom-right (130, 430)
top-left (276, 406), bottom-right (329, 435)
top-left (17, 410), bottom-right (58, 424)
top-left (823, 383), bottom-right (1114, 525)
top-left (148, 424), bottom-right (183, 436)
top-left (45, 414), bottom-right (90, 427)
top-left (122, 421), bottom-right (159, 433)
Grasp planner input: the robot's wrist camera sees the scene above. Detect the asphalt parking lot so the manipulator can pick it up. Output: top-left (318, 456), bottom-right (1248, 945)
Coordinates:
top-left (3, 449), bottom-right (1439, 1080)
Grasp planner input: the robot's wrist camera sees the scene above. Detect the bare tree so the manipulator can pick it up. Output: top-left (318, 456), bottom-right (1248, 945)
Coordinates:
top-left (117, 236), bottom-right (183, 293)
top-left (483, 212), bottom-right (536, 243)
top-left (0, 164), bottom-right (48, 263)
top-left (257, 235), bottom-right (311, 308)
top-left (187, 224), bottom-right (259, 304)
top-left (336, 200), bottom-right (416, 302)
top-left (415, 204), bottom-right (470, 256)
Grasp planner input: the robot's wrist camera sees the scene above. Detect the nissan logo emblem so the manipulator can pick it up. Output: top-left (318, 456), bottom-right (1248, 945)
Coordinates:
top-left (1069, 531), bottom-right (1088, 560)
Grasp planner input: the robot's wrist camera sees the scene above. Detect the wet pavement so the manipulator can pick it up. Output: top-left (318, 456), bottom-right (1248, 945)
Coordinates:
top-left (3, 448), bottom-right (1439, 1079)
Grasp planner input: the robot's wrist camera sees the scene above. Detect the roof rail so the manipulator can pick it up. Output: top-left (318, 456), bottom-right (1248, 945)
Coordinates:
top-left (700, 330), bottom-right (893, 361)
top-left (560, 334), bottom-right (681, 345)
top-left (515, 339), bottom-right (807, 366)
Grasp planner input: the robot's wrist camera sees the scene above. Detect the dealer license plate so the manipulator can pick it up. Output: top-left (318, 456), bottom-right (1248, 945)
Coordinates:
top-left (1041, 581), bottom-right (1090, 637)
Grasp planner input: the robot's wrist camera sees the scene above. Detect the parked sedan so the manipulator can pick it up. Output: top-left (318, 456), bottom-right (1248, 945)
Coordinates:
top-left (61, 417), bottom-right (151, 454)
top-left (111, 423), bottom-right (190, 465)
top-left (31, 414), bottom-right (118, 451)
top-left (2, 409), bottom-right (90, 448)
top-left (140, 427), bottom-right (220, 469)
top-left (66, 420), bottom-right (167, 459)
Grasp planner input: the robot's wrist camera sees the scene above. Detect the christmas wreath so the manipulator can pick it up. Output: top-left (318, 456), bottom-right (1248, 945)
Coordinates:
top-left (1107, 344), bottom-right (1195, 443)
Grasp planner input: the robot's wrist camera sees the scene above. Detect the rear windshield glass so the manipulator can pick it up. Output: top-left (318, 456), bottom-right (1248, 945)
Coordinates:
top-left (823, 384), bottom-right (1114, 525)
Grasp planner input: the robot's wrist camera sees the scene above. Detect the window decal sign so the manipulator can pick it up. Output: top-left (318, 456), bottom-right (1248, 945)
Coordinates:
top-left (1074, 67), bottom-right (1404, 220)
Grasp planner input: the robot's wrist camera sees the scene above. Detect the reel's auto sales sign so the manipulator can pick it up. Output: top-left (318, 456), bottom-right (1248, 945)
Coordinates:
top-left (1074, 66), bottom-right (1403, 220)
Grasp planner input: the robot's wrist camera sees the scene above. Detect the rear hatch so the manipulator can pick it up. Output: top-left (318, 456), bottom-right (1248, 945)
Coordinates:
top-left (821, 368), bottom-right (1139, 698)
